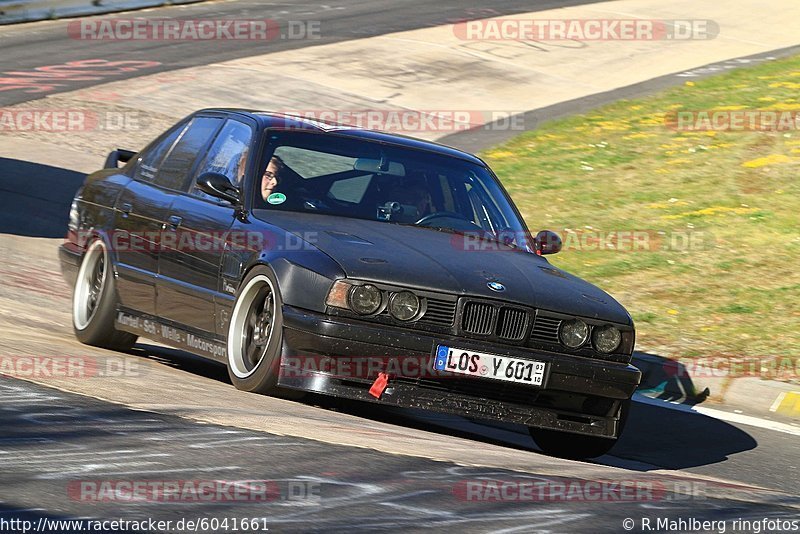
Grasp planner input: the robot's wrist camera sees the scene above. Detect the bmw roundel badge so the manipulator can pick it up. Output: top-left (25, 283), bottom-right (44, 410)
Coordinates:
top-left (487, 281), bottom-right (505, 292)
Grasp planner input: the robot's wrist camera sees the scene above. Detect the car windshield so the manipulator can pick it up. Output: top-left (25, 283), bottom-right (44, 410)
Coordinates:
top-left (253, 130), bottom-right (531, 250)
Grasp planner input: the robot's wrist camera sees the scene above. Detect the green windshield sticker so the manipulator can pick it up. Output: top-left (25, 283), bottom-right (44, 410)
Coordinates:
top-left (267, 192), bottom-right (286, 205)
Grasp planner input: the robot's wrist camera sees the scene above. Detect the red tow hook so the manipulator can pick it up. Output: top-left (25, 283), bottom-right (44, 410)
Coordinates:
top-left (369, 372), bottom-right (390, 399)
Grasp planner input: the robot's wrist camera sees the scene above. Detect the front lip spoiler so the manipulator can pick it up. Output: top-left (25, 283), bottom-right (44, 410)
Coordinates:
top-left (277, 305), bottom-right (641, 438)
top-left (281, 369), bottom-right (620, 437)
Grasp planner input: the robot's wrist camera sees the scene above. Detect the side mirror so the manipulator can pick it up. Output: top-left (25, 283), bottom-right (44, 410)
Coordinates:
top-left (535, 230), bottom-right (562, 255)
top-left (196, 172), bottom-right (240, 204)
top-left (104, 148), bottom-right (136, 169)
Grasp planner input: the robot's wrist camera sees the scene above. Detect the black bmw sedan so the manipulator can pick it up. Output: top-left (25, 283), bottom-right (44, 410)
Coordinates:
top-left (60, 109), bottom-right (640, 459)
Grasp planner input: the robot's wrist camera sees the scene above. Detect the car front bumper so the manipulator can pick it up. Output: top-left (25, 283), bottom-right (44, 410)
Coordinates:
top-left (278, 305), bottom-right (641, 438)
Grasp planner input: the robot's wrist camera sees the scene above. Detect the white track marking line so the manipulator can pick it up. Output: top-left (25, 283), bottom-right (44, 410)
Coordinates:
top-left (770, 392), bottom-right (787, 413)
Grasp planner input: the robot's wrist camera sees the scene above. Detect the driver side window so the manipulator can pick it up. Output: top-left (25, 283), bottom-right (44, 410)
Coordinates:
top-left (190, 119), bottom-right (253, 200)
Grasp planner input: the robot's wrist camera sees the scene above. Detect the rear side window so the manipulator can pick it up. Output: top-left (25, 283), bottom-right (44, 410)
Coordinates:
top-left (153, 116), bottom-right (223, 191)
top-left (134, 121), bottom-right (188, 182)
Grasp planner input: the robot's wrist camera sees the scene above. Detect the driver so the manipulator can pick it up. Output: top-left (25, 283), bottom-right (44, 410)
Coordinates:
top-left (388, 179), bottom-right (432, 220)
top-left (407, 182), bottom-right (433, 219)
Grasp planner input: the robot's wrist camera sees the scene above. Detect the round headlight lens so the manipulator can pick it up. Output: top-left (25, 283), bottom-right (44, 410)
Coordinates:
top-left (348, 284), bottom-right (382, 315)
top-left (592, 325), bottom-right (622, 353)
top-left (389, 291), bottom-right (420, 321)
top-left (559, 319), bottom-right (589, 348)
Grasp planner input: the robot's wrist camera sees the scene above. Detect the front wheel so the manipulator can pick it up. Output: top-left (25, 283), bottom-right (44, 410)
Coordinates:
top-left (529, 399), bottom-right (630, 459)
top-left (227, 267), bottom-right (291, 395)
top-left (72, 239), bottom-right (137, 350)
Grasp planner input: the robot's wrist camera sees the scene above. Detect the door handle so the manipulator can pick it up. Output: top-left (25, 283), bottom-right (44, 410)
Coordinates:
top-left (166, 215), bottom-right (182, 230)
top-left (120, 203), bottom-right (132, 218)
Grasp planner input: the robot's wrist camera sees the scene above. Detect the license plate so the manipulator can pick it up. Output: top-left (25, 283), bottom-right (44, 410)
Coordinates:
top-left (433, 345), bottom-right (546, 386)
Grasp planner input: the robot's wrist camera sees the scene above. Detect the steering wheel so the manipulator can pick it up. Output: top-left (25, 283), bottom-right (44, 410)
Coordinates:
top-left (415, 211), bottom-right (473, 226)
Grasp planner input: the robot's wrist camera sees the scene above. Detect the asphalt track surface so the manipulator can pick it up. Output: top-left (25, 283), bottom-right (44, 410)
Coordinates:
top-left (0, 378), bottom-right (798, 533)
top-left (0, 0), bottom-right (598, 106)
top-left (0, 0), bottom-right (799, 532)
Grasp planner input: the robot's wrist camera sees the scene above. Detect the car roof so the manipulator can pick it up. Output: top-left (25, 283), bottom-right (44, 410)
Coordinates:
top-left (198, 108), bottom-right (486, 166)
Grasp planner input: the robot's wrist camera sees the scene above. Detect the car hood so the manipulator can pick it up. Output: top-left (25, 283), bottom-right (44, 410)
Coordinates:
top-left (254, 211), bottom-right (631, 324)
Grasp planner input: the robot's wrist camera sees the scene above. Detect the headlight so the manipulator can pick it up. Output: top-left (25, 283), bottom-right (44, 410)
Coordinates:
top-left (389, 291), bottom-right (420, 321)
top-left (348, 284), bottom-right (382, 315)
top-left (559, 319), bottom-right (589, 348)
top-left (592, 325), bottom-right (622, 353)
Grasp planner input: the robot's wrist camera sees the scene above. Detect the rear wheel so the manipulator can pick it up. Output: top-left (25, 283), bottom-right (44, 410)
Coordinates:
top-left (72, 239), bottom-right (137, 350)
top-left (529, 399), bottom-right (630, 459)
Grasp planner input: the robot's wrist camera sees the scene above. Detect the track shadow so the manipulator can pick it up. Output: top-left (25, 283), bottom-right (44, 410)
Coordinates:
top-left (608, 397), bottom-right (757, 469)
top-left (0, 158), bottom-right (85, 238)
top-left (347, 397), bottom-right (758, 471)
top-left (128, 342), bottom-right (231, 384)
top-left (125, 342), bottom-right (757, 470)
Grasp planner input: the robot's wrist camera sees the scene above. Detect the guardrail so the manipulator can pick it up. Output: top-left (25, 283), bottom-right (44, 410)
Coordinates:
top-left (0, 0), bottom-right (208, 25)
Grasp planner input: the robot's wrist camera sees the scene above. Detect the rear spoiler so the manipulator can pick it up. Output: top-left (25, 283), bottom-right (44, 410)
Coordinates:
top-left (104, 148), bottom-right (137, 169)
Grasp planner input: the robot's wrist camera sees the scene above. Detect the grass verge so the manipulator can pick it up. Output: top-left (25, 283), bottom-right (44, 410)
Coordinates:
top-left (483, 55), bottom-right (800, 366)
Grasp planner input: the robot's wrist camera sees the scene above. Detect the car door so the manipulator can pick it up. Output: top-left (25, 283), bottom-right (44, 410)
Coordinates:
top-left (113, 119), bottom-right (189, 315)
top-left (156, 117), bottom-right (252, 334)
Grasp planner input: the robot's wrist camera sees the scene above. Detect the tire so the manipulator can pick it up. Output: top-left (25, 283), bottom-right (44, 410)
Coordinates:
top-left (72, 239), bottom-right (137, 351)
top-left (226, 266), bottom-right (302, 398)
top-left (529, 399), bottom-right (631, 460)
